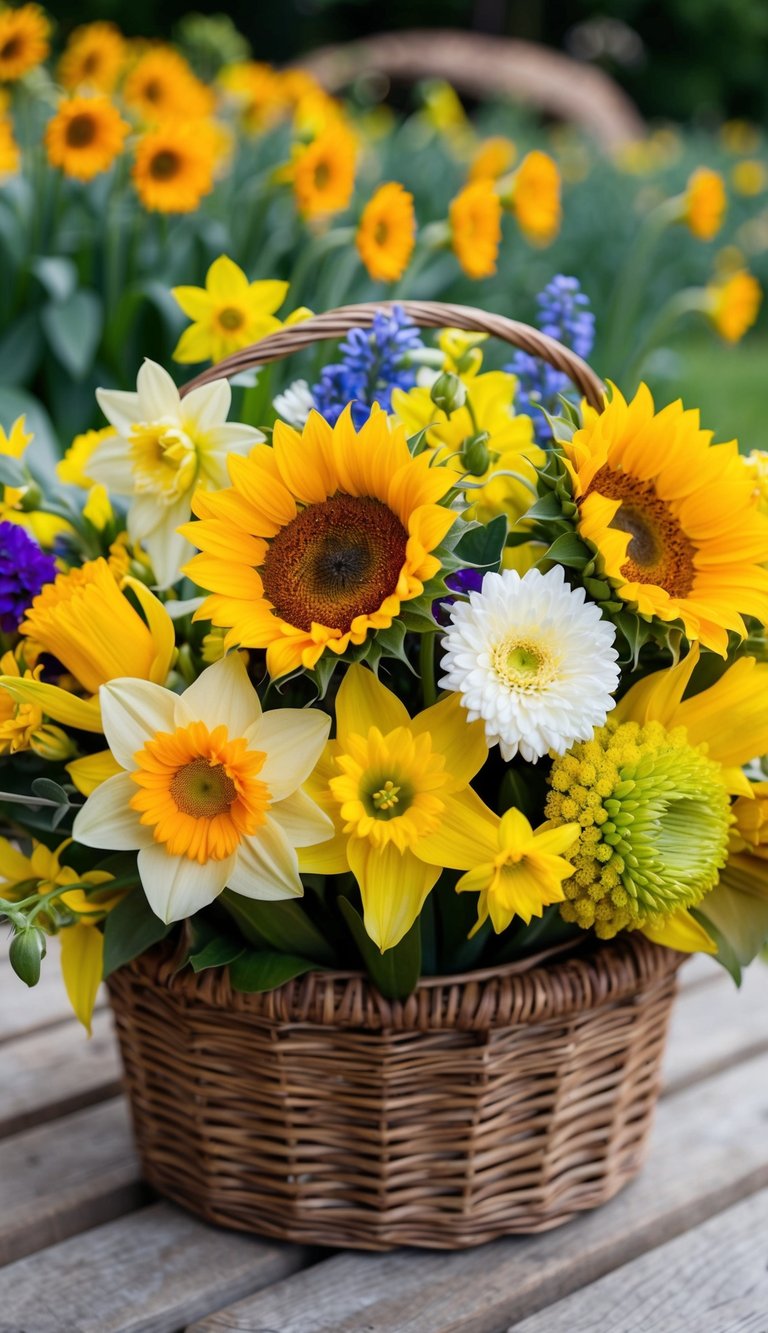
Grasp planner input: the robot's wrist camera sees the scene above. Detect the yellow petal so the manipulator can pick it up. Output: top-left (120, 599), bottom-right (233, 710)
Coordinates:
top-left (121, 577), bottom-right (176, 686)
top-left (67, 749), bottom-right (123, 796)
top-left (60, 922), bottom-right (104, 1034)
top-left (641, 909), bottom-right (717, 954)
top-left (347, 839), bottom-right (439, 952)
top-left (612, 644), bottom-right (700, 728)
top-left (414, 787), bottom-right (499, 869)
top-left (298, 829), bottom-right (349, 875)
top-left (334, 664), bottom-right (410, 742)
top-left (411, 690), bottom-right (487, 788)
top-left (674, 656), bottom-right (768, 769)
top-left (0, 677), bottom-right (103, 732)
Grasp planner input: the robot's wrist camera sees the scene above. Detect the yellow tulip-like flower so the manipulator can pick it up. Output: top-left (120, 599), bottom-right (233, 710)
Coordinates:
top-left (290, 124), bottom-right (357, 218)
top-left (302, 665), bottom-right (491, 951)
top-left (452, 806), bottom-right (580, 936)
top-left (123, 45), bottom-right (214, 124)
top-left (132, 121), bottom-right (217, 214)
top-left (0, 3), bottom-right (49, 82)
top-left (391, 370), bottom-right (541, 527)
top-left (706, 269), bottom-right (762, 343)
top-left (501, 151), bottom-right (561, 245)
top-left (183, 404), bottom-right (458, 679)
top-left (172, 256), bottom-right (289, 365)
top-left (449, 180), bottom-right (502, 279)
top-left (681, 168), bottom-right (726, 241)
top-left (0, 115), bottom-right (19, 178)
top-left (45, 94), bottom-right (130, 182)
top-left (20, 558), bottom-right (176, 696)
top-left (355, 182), bottom-right (416, 283)
top-left (546, 643), bottom-right (768, 954)
top-left (57, 21), bottom-right (126, 93)
top-left (563, 383), bottom-right (768, 655)
top-left (0, 837), bottom-right (119, 1032)
top-left (468, 136), bottom-right (517, 183)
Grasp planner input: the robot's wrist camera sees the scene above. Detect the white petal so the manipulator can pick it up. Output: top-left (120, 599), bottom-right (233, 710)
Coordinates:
top-left (73, 772), bottom-right (152, 850)
top-left (86, 436), bottom-right (134, 494)
top-left (100, 678), bottom-right (178, 768)
top-left (247, 708), bottom-right (331, 802)
top-left (182, 378), bottom-right (231, 433)
top-left (135, 494), bottom-right (194, 588)
top-left (95, 386), bottom-right (143, 434)
top-left (127, 494), bottom-right (166, 542)
top-left (137, 359), bottom-right (181, 421)
top-left (138, 844), bottom-right (234, 923)
top-left (227, 816), bottom-right (304, 900)
top-left (270, 787), bottom-right (334, 847)
top-left (175, 653), bottom-right (261, 736)
top-left (201, 422), bottom-right (264, 450)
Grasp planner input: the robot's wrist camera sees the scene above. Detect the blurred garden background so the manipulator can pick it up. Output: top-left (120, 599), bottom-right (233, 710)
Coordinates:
top-left (1, 0), bottom-right (767, 484)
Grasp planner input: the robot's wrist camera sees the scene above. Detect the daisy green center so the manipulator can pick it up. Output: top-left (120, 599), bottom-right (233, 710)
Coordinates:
top-left (492, 636), bottom-right (556, 692)
top-left (366, 777), bottom-right (412, 819)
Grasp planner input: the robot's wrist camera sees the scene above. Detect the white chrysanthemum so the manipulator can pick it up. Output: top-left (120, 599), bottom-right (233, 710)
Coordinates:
top-left (439, 565), bottom-right (620, 762)
top-left (272, 379), bottom-right (315, 430)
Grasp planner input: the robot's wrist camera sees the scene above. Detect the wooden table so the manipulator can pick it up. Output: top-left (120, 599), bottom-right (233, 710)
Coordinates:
top-left (1, 938), bottom-right (767, 1333)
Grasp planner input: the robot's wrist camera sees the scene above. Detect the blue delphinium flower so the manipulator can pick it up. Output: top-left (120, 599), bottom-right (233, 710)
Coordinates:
top-left (433, 566), bottom-right (485, 624)
top-left (312, 306), bottom-right (424, 427)
top-left (506, 275), bottom-right (595, 443)
top-left (0, 522), bottom-right (57, 633)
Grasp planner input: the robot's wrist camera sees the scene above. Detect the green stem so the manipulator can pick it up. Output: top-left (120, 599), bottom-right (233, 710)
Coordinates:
top-left (603, 197), bottom-right (679, 365)
top-left (420, 631), bottom-right (437, 708)
top-left (620, 288), bottom-right (707, 386)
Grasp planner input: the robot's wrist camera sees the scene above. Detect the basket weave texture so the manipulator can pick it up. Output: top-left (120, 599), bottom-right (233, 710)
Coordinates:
top-left (107, 935), bottom-right (682, 1250)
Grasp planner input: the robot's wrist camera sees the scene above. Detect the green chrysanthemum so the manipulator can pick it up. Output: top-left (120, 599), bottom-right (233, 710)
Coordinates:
top-left (545, 718), bottom-right (732, 939)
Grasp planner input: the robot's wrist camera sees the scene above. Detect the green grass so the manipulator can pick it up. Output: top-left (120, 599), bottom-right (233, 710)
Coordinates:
top-left (643, 335), bottom-right (768, 454)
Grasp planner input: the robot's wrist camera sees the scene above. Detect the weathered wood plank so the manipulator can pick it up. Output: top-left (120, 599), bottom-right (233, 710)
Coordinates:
top-left (0, 1006), bottom-right (121, 1138)
top-left (0, 935), bottom-right (105, 1042)
top-left (507, 1189), bottom-right (768, 1332)
top-left (0, 1098), bottom-right (144, 1267)
top-left (188, 1050), bottom-right (768, 1333)
top-left (0, 1202), bottom-right (311, 1333)
top-left (663, 959), bottom-right (768, 1094)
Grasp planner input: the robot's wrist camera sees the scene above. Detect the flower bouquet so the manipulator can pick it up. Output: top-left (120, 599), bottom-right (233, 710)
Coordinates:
top-left (2, 299), bottom-right (768, 1250)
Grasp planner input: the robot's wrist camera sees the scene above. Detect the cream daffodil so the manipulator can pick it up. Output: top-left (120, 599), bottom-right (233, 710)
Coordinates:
top-left (92, 360), bottom-right (263, 588)
top-left (73, 653), bottom-right (333, 924)
top-left (302, 665), bottom-right (493, 953)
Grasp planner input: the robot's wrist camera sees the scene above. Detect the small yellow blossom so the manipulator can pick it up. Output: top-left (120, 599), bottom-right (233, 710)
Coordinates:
top-left (706, 269), bottom-right (762, 342)
top-left (172, 255), bottom-right (289, 365)
top-left (58, 427), bottom-right (116, 489)
top-left (682, 168), bottom-right (726, 241)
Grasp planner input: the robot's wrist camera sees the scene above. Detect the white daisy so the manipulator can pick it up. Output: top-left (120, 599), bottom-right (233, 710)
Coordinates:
top-left (92, 360), bottom-right (263, 589)
top-left (272, 378), bottom-right (315, 430)
top-left (439, 565), bottom-right (620, 762)
top-left (73, 653), bottom-right (333, 923)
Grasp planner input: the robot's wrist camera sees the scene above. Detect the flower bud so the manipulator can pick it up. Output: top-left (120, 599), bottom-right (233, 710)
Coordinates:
top-left (430, 372), bottom-right (466, 416)
top-left (9, 926), bottom-right (46, 987)
top-left (30, 724), bottom-right (76, 763)
top-left (461, 431), bottom-right (492, 476)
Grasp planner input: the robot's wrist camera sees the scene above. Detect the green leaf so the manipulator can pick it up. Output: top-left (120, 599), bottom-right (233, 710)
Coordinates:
top-left (41, 290), bottom-right (103, 380)
top-left (102, 888), bottom-right (172, 978)
top-left (338, 896), bottom-right (421, 1000)
top-left (525, 491), bottom-right (565, 522)
top-left (0, 454), bottom-right (27, 489)
top-left (190, 935), bottom-right (245, 972)
top-left (454, 514), bottom-right (507, 570)
top-left (0, 387), bottom-right (60, 472)
top-left (31, 777), bottom-right (70, 805)
top-left (545, 532), bottom-right (591, 568)
top-left (228, 948), bottom-right (316, 993)
top-left (220, 890), bottom-right (336, 965)
top-left (0, 311), bottom-right (43, 387)
top-left (695, 874), bottom-right (768, 979)
top-left (32, 257), bottom-right (78, 303)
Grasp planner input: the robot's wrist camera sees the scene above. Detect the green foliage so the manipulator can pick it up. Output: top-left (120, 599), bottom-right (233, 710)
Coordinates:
top-left (102, 888), bottom-right (172, 978)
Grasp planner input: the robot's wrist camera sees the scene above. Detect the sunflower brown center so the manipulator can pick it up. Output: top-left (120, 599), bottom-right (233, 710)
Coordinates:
top-left (149, 149), bottom-right (180, 180)
top-left (144, 78), bottom-right (162, 103)
top-left (374, 220), bottom-right (389, 244)
top-left (0, 37), bottom-right (20, 60)
top-left (586, 465), bottom-right (696, 597)
top-left (261, 493), bottom-right (409, 634)
top-left (170, 758), bottom-right (237, 819)
top-left (65, 113), bottom-right (97, 148)
top-left (314, 160), bottom-right (330, 189)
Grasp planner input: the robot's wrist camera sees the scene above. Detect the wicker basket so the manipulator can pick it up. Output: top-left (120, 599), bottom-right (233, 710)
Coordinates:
top-left (107, 303), bottom-right (683, 1249)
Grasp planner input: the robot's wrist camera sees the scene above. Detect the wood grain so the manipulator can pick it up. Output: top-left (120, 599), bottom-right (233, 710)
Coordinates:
top-left (0, 1203), bottom-right (310, 1333)
top-left (0, 1098), bottom-right (144, 1266)
top-left (188, 1049), bottom-right (768, 1333)
top-left (0, 1006), bottom-right (121, 1138)
top-left (507, 1189), bottom-right (768, 1332)
top-left (663, 960), bottom-right (768, 1093)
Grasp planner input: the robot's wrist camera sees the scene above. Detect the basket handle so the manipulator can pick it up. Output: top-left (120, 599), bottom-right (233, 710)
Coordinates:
top-left (179, 299), bottom-right (605, 409)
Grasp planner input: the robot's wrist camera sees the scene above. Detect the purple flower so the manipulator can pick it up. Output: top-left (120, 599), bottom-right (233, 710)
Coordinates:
top-left (312, 306), bottom-right (423, 427)
top-left (506, 275), bottom-right (595, 443)
top-left (433, 566), bottom-right (485, 623)
top-left (0, 522), bottom-right (57, 633)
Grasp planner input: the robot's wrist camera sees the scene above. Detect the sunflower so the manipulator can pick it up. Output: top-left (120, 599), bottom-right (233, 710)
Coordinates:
top-left (706, 269), bottom-right (761, 342)
top-left (171, 255), bottom-right (288, 365)
top-left (0, 114), bottom-right (18, 176)
top-left (563, 383), bottom-right (768, 655)
top-left (57, 21), bottom-right (126, 93)
top-left (356, 182), bottom-right (416, 282)
top-left (291, 124), bottom-right (357, 218)
top-left (45, 95), bottom-right (129, 182)
top-left (0, 3), bottom-right (48, 82)
top-left (218, 60), bottom-right (284, 133)
top-left (132, 121), bottom-right (216, 213)
top-left (682, 167), bottom-right (726, 240)
top-left (182, 404), bottom-right (458, 679)
top-left (449, 180), bottom-right (502, 279)
top-left (502, 150), bottom-right (561, 245)
top-left (468, 135), bottom-right (517, 183)
top-left (123, 46), bottom-right (213, 124)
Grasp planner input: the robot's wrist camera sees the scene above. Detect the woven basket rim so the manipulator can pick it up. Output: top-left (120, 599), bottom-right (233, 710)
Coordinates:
top-left (113, 932), bottom-right (685, 1033)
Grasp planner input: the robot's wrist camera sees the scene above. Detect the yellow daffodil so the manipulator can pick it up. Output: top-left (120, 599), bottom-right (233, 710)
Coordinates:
top-left (58, 427), bottom-right (116, 489)
top-left (0, 416), bottom-right (68, 546)
top-left (172, 256), bottom-right (289, 365)
top-left (302, 666), bottom-right (492, 952)
top-left (705, 269), bottom-right (762, 342)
